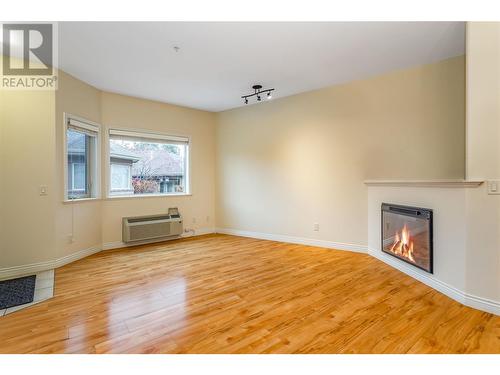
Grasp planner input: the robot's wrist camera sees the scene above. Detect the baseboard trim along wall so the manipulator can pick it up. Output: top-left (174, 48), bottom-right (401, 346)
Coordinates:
top-left (2, 227), bottom-right (498, 316)
top-left (368, 247), bottom-right (500, 316)
top-left (0, 245), bottom-right (102, 281)
top-left (0, 228), bottom-right (215, 280)
top-left (215, 227), bottom-right (368, 254)
top-left (216, 227), bottom-right (499, 316)
top-left (102, 227), bottom-right (216, 251)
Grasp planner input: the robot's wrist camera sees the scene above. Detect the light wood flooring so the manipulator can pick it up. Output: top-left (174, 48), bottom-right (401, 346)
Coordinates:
top-left (0, 234), bottom-right (498, 353)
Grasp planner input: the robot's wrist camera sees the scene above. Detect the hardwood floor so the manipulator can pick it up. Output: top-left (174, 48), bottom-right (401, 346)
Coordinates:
top-left (0, 234), bottom-right (498, 353)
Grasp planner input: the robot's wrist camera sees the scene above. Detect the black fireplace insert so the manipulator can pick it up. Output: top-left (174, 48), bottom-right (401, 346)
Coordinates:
top-left (381, 203), bottom-right (433, 273)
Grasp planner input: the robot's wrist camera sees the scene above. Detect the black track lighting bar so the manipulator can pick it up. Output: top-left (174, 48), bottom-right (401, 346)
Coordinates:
top-left (241, 84), bottom-right (275, 104)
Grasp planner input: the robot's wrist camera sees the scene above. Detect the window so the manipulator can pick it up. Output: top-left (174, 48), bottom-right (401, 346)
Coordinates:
top-left (65, 116), bottom-right (100, 200)
top-left (108, 129), bottom-right (189, 197)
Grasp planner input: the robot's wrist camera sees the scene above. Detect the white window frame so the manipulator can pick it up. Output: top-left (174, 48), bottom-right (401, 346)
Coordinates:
top-left (63, 113), bottom-right (101, 202)
top-left (106, 128), bottom-right (191, 198)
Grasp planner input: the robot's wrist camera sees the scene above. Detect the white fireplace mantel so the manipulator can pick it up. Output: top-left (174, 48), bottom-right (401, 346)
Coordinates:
top-left (364, 179), bottom-right (484, 188)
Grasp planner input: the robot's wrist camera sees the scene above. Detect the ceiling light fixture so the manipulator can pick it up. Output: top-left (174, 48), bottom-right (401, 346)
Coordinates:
top-left (242, 84), bottom-right (275, 105)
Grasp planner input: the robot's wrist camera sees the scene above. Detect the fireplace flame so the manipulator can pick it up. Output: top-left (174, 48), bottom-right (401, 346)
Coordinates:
top-left (390, 224), bottom-right (415, 262)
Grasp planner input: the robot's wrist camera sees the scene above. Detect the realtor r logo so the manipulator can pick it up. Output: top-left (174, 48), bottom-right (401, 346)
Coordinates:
top-left (1, 22), bottom-right (58, 89)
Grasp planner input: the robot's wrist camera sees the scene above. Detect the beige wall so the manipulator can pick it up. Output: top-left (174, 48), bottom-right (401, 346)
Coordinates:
top-left (216, 56), bottom-right (465, 246)
top-left (465, 23), bottom-right (500, 301)
top-left (0, 85), bottom-right (2, 263)
top-left (1, 68), bottom-right (216, 271)
top-left (55, 71), bottom-right (103, 258)
top-left (100, 92), bottom-right (216, 245)
top-left (1, 73), bottom-right (4, 265)
top-left (0, 65), bottom-right (57, 267)
top-left (466, 24), bottom-right (500, 180)
top-left (54, 78), bottom-right (217, 251)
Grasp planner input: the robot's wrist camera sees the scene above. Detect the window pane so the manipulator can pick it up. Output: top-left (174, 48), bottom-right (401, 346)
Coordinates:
top-left (67, 128), bottom-right (95, 199)
top-left (73, 163), bottom-right (86, 191)
top-left (109, 136), bottom-right (187, 196)
top-left (111, 164), bottom-right (131, 190)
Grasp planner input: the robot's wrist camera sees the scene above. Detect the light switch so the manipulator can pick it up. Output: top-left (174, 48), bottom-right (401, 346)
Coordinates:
top-left (40, 185), bottom-right (48, 196)
top-left (487, 180), bottom-right (500, 195)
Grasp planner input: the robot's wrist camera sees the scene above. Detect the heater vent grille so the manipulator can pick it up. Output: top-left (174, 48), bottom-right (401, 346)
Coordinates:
top-left (122, 213), bottom-right (183, 243)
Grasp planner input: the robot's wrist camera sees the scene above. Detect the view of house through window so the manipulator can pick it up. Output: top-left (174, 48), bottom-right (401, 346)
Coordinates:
top-left (66, 118), bottom-right (99, 200)
top-left (109, 130), bottom-right (189, 196)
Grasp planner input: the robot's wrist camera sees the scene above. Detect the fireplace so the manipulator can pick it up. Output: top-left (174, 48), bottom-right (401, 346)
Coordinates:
top-left (381, 203), bottom-right (433, 273)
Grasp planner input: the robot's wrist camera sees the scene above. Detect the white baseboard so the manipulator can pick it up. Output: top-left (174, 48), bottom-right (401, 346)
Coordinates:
top-left (186, 227), bottom-right (216, 236)
top-left (0, 260), bottom-right (54, 281)
top-left (369, 247), bottom-right (500, 316)
top-left (102, 227), bottom-right (216, 251)
top-left (215, 227), bottom-right (368, 254)
top-left (2, 227), bottom-right (497, 316)
top-left (0, 245), bottom-right (101, 281)
top-left (0, 228), bottom-right (216, 279)
top-left (215, 227), bottom-right (499, 316)
top-left (54, 246), bottom-right (102, 268)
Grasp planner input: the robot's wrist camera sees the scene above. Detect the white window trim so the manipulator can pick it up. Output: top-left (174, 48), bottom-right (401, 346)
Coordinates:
top-left (106, 192), bottom-right (192, 200)
top-left (109, 129), bottom-right (189, 144)
top-left (63, 113), bottom-right (101, 202)
top-left (106, 127), bottom-right (191, 198)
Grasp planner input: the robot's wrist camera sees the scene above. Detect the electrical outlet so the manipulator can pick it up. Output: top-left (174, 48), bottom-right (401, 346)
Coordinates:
top-left (313, 223), bottom-right (319, 231)
top-left (67, 234), bottom-right (74, 244)
top-left (487, 180), bottom-right (500, 195)
top-left (206, 216), bottom-right (210, 223)
top-left (192, 217), bottom-right (197, 224)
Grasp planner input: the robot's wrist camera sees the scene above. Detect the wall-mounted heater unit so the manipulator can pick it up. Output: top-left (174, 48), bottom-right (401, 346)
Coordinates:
top-left (122, 209), bottom-right (183, 243)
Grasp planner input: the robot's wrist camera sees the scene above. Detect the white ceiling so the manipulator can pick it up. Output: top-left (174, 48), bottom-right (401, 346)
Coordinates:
top-left (59, 22), bottom-right (465, 112)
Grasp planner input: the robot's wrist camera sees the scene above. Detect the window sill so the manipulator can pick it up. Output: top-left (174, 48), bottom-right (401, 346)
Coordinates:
top-left (63, 197), bottom-right (100, 204)
top-left (105, 193), bottom-right (192, 200)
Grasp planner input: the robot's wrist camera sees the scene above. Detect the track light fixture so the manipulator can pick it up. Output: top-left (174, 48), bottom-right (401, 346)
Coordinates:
top-left (242, 84), bottom-right (275, 105)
